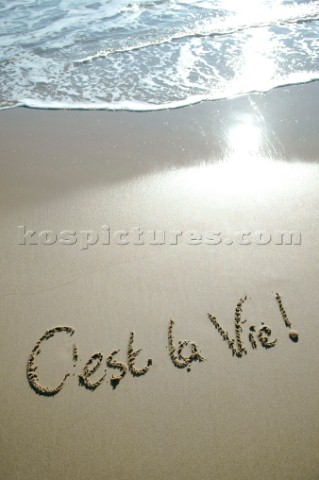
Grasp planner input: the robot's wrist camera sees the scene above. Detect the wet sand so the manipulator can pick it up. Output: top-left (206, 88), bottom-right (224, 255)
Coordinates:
top-left (1, 82), bottom-right (319, 480)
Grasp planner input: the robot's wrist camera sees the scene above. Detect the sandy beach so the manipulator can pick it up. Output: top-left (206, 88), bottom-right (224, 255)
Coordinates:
top-left (1, 82), bottom-right (319, 480)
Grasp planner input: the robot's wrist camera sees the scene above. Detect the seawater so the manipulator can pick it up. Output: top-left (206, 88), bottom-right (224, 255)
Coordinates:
top-left (0, 0), bottom-right (318, 111)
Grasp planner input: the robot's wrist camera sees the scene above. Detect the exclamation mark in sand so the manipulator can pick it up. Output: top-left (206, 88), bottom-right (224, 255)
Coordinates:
top-left (275, 293), bottom-right (299, 342)
top-left (73, 343), bottom-right (78, 374)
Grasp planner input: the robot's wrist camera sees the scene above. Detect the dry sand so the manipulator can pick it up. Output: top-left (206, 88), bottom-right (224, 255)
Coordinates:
top-left (1, 82), bottom-right (319, 480)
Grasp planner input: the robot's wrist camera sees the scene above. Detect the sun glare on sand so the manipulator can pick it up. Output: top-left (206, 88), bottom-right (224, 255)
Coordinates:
top-left (165, 116), bottom-right (305, 198)
top-left (223, 122), bottom-right (278, 193)
top-left (171, 157), bottom-right (304, 200)
top-left (228, 122), bottom-right (262, 155)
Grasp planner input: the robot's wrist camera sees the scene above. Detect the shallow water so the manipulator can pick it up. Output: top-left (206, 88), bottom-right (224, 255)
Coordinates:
top-left (0, 0), bottom-right (319, 110)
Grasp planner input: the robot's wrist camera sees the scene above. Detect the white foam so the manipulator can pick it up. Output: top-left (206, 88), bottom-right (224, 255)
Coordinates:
top-left (15, 73), bottom-right (319, 112)
top-left (1, 1), bottom-right (319, 111)
top-left (73, 2), bottom-right (319, 65)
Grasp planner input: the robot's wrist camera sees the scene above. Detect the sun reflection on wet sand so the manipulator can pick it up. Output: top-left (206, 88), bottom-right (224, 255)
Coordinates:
top-left (227, 122), bottom-right (262, 155)
top-left (162, 111), bottom-right (305, 198)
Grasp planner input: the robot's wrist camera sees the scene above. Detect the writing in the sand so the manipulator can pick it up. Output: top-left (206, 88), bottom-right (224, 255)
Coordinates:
top-left (26, 293), bottom-right (299, 396)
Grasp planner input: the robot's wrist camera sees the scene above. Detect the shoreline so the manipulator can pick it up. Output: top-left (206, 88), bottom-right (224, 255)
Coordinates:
top-left (1, 81), bottom-right (319, 214)
top-left (2, 72), bottom-right (319, 113)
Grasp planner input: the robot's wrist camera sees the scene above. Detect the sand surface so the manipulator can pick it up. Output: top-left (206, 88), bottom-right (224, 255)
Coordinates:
top-left (1, 83), bottom-right (319, 480)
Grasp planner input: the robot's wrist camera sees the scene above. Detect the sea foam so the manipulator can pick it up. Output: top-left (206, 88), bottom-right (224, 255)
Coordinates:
top-left (0, 0), bottom-right (319, 111)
